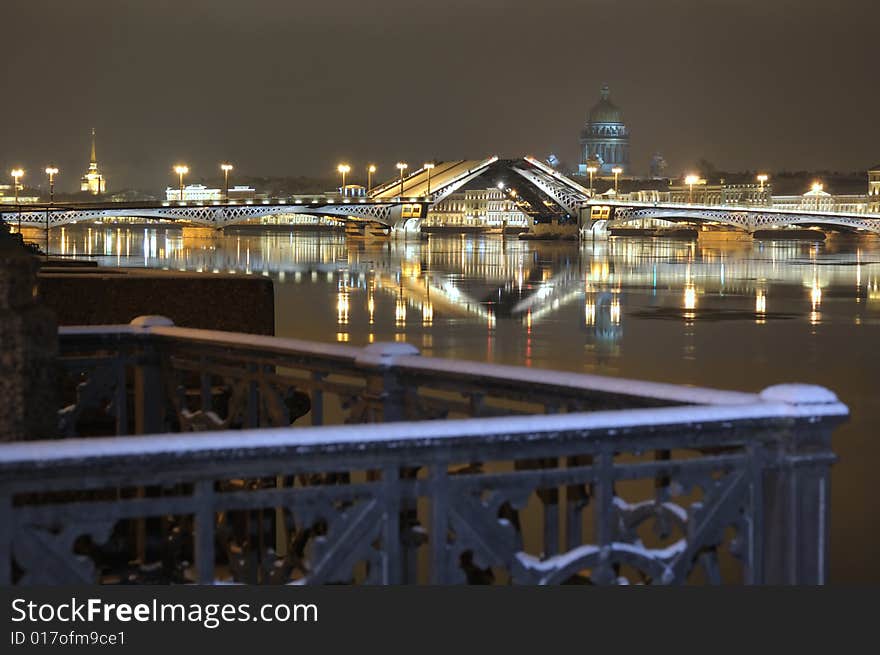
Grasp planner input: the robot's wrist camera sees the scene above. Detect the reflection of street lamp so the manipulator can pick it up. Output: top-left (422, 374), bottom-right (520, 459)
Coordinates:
top-left (45, 166), bottom-right (59, 257)
top-left (11, 168), bottom-right (24, 233)
top-left (174, 165), bottom-right (188, 201)
top-left (221, 163), bottom-right (233, 200)
top-left (367, 164), bottom-right (376, 194)
top-left (612, 166), bottom-right (623, 194)
top-left (685, 174), bottom-right (700, 203)
top-left (337, 163), bottom-right (350, 196)
top-left (586, 165), bottom-right (597, 197)
top-left (396, 162), bottom-right (408, 198)
top-left (424, 162), bottom-right (435, 196)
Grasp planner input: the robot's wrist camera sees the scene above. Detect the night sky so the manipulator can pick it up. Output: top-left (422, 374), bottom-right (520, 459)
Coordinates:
top-left (2, 0), bottom-right (877, 192)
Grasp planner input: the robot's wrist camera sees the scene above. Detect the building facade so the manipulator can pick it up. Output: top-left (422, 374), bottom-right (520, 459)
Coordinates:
top-left (579, 84), bottom-right (630, 176)
top-left (425, 187), bottom-right (530, 227)
top-left (80, 128), bottom-right (107, 195)
top-left (869, 165), bottom-right (880, 213)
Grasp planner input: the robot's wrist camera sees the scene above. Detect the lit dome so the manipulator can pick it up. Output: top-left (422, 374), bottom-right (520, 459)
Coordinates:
top-left (588, 84), bottom-right (623, 124)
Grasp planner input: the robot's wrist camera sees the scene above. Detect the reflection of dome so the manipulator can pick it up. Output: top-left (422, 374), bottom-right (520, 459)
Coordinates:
top-left (588, 85), bottom-right (623, 124)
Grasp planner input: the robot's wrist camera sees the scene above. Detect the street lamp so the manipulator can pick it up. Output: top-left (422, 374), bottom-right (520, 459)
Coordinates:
top-left (221, 163), bottom-right (233, 200)
top-left (337, 163), bottom-right (350, 196)
top-left (685, 174), bottom-right (700, 203)
top-left (611, 166), bottom-right (623, 194)
top-left (812, 181), bottom-right (824, 212)
top-left (11, 168), bottom-right (24, 233)
top-left (757, 173), bottom-right (768, 191)
top-left (424, 162), bottom-right (435, 196)
top-left (367, 164), bottom-right (376, 194)
top-left (45, 166), bottom-right (59, 258)
top-left (174, 165), bottom-right (189, 202)
top-left (586, 165), bottom-right (597, 197)
top-left (396, 162), bottom-right (408, 198)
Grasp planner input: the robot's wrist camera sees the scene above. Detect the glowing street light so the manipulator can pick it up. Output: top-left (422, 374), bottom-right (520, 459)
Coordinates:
top-left (337, 163), bottom-right (350, 196)
top-left (424, 162), bottom-right (435, 196)
top-left (11, 168), bottom-right (24, 233)
top-left (367, 164), bottom-right (377, 194)
top-left (685, 174), bottom-right (700, 203)
top-left (586, 165), bottom-right (597, 197)
top-left (173, 165), bottom-right (189, 201)
top-left (396, 162), bottom-right (408, 198)
top-left (44, 166), bottom-right (59, 257)
top-left (611, 166), bottom-right (623, 194)
top-left (757, 173), bottom-right (769, 190)
top-left (221, 163), bottom-right (233, 200)
top-left (811, 181), bottom-right (824, 212)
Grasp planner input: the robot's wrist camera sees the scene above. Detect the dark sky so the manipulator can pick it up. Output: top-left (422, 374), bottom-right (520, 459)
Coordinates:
top-left (2, 0), bottom-right (877, 192)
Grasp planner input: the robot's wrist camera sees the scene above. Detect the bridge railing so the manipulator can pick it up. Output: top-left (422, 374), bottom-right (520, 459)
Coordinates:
top-left (1, 317), bottom-right (848, 585)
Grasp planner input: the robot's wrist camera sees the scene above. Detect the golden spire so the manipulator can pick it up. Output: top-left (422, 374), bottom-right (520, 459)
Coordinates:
top-left (90, 128), bottom-right (97, 165)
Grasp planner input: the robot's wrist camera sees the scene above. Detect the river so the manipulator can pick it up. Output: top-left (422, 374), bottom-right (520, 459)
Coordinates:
top-left (47, 224), bottom-right (880, 583)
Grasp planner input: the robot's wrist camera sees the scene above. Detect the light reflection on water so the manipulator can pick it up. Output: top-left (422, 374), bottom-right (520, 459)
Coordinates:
top-left (42, 225), bottom-right (880, 582)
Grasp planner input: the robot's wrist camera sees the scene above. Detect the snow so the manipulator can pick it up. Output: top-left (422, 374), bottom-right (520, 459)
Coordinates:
top-left (0, 399), bottom-right (847, 467)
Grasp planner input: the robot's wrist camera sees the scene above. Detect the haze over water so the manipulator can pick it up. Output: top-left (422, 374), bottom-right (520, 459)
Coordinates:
top-left (46, 225), bottom-right (880, 582)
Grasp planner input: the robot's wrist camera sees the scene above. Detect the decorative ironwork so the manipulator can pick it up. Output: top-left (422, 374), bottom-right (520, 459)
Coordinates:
top-left (0, 320), bottom-right (848, 585)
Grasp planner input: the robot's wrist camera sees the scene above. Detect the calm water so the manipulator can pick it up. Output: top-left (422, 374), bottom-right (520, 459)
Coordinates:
top-left (43, 225), bottom-right (880, 582)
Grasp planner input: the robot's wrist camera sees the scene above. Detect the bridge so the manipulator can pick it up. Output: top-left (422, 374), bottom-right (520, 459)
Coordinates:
top-left (3, 156), bottom-right (880, 236)
top-left (597, 200), bottom-right (880, 235)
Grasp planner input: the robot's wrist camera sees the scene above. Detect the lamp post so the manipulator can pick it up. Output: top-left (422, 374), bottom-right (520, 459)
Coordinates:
top-left (685, 174), bottom-right (700, 204)
top-left (812, 182), bottom-right (823, 212)
top-left (221, 163), bottom-right (233, 201)
top-left (586, 165), bottom-right (597, 197)
top-left (611, 166), bottom-right (623, 194)
top-left (756, 173), bottom-right (769, 206)
top-left (174, 165), bottom-right (188, 202)
top-left (337, 163), bottom-right (350, 196)
top-left (396, 162), bottom-right (408, 198)
top-left (367, 164), bottom-right (376, 195)
top-left (11, 169), bottom-right (24, 233)
top-left (44, 166), bottom-right (58, 258)
top-left (424, 162), bottom-right (435, 196)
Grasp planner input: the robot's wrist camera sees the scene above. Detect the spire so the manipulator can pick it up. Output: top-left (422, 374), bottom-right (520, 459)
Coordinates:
top-left (90, 128), bottom-right (97, 164)
top-left (600, 84), bottom-right (610, 101)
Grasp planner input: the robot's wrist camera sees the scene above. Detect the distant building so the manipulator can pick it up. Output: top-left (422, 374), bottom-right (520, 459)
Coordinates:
top-left (227, 185), bottom-right (257, 200)
top-left (869, 165), bottom-right (880, 213)
top-left (165, 184), bottom-right (257, 202)
top-left (579, 84), bottom-right (630, 176)
top-left (166, 184), bottom-right (221, 202)
top-left (425, 187), bottom-right (530, 227)
top-left (0, 184), bottom-right (39, 205)
top-left (80, 128), bottom-right (107, 195)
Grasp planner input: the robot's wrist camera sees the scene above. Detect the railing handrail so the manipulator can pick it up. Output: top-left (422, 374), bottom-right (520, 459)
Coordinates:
top-left (58, 321), bottom-right (766, 407)
top-left (0, 397), bottom-right (848, 474)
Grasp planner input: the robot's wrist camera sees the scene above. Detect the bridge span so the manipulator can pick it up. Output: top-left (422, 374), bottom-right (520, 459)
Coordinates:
top-left (3, 157), bottom-right (880, 236)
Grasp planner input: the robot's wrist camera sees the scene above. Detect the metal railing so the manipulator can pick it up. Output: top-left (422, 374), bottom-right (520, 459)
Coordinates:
top-left (0, 317), bottom-right (849, 585)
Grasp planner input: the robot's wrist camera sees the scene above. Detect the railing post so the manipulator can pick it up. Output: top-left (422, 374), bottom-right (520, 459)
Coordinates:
top-left (355, 342), bottom-right (420, 422)
top-left (758, 384), bottom-right (848, 585)
top-left (0, 233), bottom-right (58, 441)
top-left (131, 316), bottom-right (174, 434)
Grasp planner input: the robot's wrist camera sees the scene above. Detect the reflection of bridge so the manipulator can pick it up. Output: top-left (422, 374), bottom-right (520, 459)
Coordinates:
top-left (5, 156), bottom-right (880, 236)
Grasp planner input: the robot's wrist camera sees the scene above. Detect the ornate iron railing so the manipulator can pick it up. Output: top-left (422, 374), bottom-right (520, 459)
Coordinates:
top-left (0, 318), bottom-right (848, 585)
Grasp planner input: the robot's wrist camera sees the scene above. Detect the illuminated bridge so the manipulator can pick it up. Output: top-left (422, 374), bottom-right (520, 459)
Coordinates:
top-left (4, 157), bottom-right (880, 236)
top-left (589, 200), bottom-right (880, 235)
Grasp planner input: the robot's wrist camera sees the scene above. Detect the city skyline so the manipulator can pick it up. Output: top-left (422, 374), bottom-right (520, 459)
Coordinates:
top-left (1, 0), bottom-right (877, 192)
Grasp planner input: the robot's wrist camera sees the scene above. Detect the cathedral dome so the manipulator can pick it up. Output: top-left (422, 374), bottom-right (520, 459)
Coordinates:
top-left (588, 84), bottom-right (623, 124)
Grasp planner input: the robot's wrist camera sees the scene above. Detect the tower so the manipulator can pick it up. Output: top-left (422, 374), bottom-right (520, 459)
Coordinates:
top-left (80, 128), bottom-right (107, 195)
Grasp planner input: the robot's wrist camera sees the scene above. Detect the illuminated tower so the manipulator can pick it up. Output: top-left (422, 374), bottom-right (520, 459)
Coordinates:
top-left (80, 128), bottom-right (107, 195)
